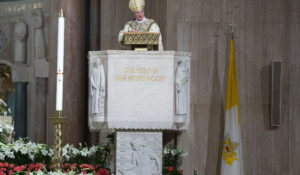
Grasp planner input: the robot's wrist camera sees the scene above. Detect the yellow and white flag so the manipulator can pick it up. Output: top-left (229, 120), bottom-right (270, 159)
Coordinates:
top-left (221, 39), bottom-right (243, 175)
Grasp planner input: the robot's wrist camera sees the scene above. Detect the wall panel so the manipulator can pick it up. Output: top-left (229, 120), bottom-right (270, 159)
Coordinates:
top-left (99, 0), bottom-right (300, 174)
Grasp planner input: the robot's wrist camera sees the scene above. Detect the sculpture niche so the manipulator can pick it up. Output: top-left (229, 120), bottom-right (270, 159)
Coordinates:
top-left (14, 19), bottom-right (27, 63)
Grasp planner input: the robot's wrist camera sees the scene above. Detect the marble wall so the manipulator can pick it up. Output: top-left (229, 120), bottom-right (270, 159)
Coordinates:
top-left (99, 0), bottom-right (300, 174)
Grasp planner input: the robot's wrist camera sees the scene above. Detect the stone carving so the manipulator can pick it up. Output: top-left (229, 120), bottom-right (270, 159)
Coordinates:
top-left (117, 132), bottom-right (162, 175)
top-left (88, 50), bottom-right (191, 131)
top-left (175, 60), bottom-right (190, 117)
top-left (90, 59), bottom-right (105, 117)
top-left (14, 19), bottom-right (27, 63)
top-left (0, 31), bottom-right (8, 51)
top-left (32, 9), bottom-right (46, 59)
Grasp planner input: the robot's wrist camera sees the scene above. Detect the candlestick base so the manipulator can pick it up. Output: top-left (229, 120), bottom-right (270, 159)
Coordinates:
top-left (50, 113), bottom-right (66, 170)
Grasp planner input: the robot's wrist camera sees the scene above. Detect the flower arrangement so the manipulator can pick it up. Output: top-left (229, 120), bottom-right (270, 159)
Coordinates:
top-left (0, 138), bottom-right (112, 174)
top-left (163, 145), bottom-right (187, 175)
top-left (0, 162), bottom-right (110, 175)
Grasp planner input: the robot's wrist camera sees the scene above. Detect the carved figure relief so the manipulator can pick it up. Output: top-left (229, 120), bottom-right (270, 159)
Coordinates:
top-left (117, 132), bottom-right (162, 175)
top-left (0, 31), bottom-right (8, 51)
top-left (32, 9), bottom-right (46, 59)
top-left (118, 140), bottom-right (161, 175)
top-left (175, 60), bottom-right (190, 116)
top-left (14, 19), bottom-right (27, 63)
top-left (90, 59), bottom-right (105, 117)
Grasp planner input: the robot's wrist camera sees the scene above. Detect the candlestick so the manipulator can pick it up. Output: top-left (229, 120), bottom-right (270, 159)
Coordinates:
top-left (56, 9), bottom-right (65, 111)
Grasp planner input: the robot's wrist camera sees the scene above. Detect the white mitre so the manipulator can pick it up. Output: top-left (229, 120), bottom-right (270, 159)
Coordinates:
top-left (129, 0), bottom-right (145, 12)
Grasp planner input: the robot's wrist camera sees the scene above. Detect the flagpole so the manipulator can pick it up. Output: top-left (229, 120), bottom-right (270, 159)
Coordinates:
top-left (221, 29), bottom-right (244, 175)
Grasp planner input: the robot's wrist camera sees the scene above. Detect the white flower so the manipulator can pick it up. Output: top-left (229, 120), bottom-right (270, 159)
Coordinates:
top-left (89, 145), bottom-right (97, 155)
top-left (5, 151), bottom-right (14, 159)
top-left (80, 147), bottom-right (89, 157)
top-left (0, 152), bottom-right (5, 160)
top-left (170, 150), bottom-right (175, 156)
top-left (64, 154), bottom-right (70, 161)
top-left (36, 170), bottom-right (44, 175)
top-left (4, 124), bottom-right (14, 135)
top-left (20, 146), bottom-right (28, 154)
top-left (72, 147), bottom-right (79, 155)
top-left (29, 150), bottom-right (35, 161)
top-left (62, 146), bottom-right (68, 157)
top-left (163, 147), bottom-right (169, 154)
top-left (13, 142), bottom-right (22, 152)
top-left (48, 148), bottom-right (54, 157)
top-left (41, 148), bottom-right (48, 156)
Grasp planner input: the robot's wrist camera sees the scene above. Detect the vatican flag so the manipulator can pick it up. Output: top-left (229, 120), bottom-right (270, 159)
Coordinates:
top-left (221, 39), bottom-right (244, 175)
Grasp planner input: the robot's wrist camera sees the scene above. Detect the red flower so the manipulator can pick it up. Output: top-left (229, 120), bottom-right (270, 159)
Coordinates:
top-left (34, 168), bottom-right (40, 172)
top-left (168, 166), bottom-right (173, 172)
top-left (88, 164), bottom-right (94, 170)
top-left (35, 163), bottom-right (45, 169)
top-left (0, 168), bottom-right (6, 172)
top-left (80, 164), bottom-right (90, 169)
top-left (8, 164), bottom-right (14, 169)
top-left (97, 168), bottom-right (110, 175)
top-left (83, 170), bottom-right (87, 174)
top-left (180, 169), bottom-right (184, 173)
top-left (64, 163), bottom-right (69, 167)
top-left (13, 165), bottom-right (25, 172)
top-left (9, 170), bottom-right (13, 175)
top-left (70, 164), bottom-right (76, 170)
top-left (29, 164), bottom-right (35, 169)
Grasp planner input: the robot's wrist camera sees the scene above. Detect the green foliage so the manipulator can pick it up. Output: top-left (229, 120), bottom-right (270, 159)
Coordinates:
top-left (163, 145), bottom-right (186, 175)
top-left (6, 150), bottom-right (32, 165)
top-left (34, 144), bottom-right (52, 166)
top-left (95, 143), bottom-right (112, 170)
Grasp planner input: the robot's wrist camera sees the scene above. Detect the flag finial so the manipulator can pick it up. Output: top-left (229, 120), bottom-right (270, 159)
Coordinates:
top-left (229, 22), bottom-right (236, 40)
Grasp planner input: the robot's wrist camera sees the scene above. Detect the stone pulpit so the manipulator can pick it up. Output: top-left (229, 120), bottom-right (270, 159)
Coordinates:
top-left (88, 50), bottom-right (191, 175)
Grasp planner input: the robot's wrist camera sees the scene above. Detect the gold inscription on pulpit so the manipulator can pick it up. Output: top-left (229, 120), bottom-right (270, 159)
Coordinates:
top-left (116, 67), bottom-right (165, 82)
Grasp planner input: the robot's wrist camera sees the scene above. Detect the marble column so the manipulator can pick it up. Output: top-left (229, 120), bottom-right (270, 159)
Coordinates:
top-left (47, 0), bottom-right (86, 145)
top-left (35, 78), bottom-right (47, 143)
top-left (14, 82), bottom-right (26, 139)
top-left (87, 0), bottom-right (100, 145)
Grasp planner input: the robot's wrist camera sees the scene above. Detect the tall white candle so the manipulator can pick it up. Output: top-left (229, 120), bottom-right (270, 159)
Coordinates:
top-left (56, 9), bottom-right (65, 111)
